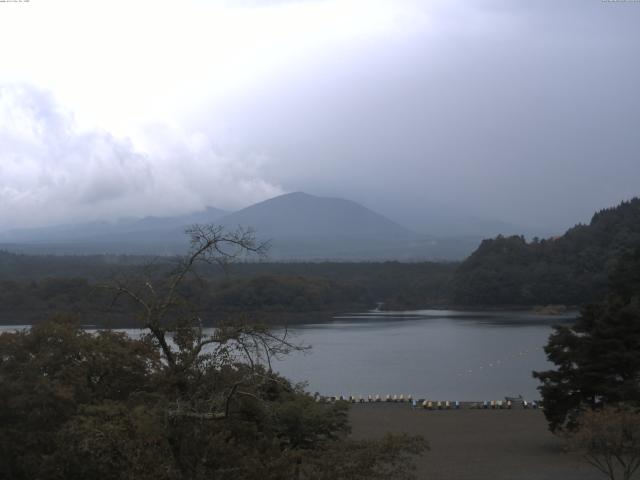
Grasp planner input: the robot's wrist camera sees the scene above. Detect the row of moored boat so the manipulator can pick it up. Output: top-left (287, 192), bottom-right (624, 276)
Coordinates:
top-left (316, 395), bottom-right (542, 409)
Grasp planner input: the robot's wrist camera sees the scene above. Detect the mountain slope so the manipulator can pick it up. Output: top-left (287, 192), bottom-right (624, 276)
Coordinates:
top-left (214, 192), bottom-right (430, 260)
top-left (218, 192), bottom-right (416, 241)
top-left (0, 193), bottom-right (479, 260)
top-left (452, 198), bottom-right (640, 305)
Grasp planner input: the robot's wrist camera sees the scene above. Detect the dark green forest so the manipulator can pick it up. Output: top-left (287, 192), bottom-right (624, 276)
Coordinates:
top-left (534, 246), bottom-right (640, 432)
top-left (0, 254), bottom-right (455, 326)
top-left (453, 198), bottom-right (640, 306)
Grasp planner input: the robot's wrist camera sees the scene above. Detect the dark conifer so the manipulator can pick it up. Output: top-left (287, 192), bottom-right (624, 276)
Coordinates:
top-left (534, 247), bottom-right (640, 432)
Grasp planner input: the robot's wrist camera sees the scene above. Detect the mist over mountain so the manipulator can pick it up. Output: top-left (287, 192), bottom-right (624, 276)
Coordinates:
top-left (215, 192), bottom-right (432, 260)
top-left (0, 207), bottom-right (228, 254)
top-left (0, 207), bottom-right (229, 242)
top-left (218, 192), bottom-right (414, 241)
top-left (385, 205), bottom-right (538, 239)
top-left (0, 192), bottom-right (479, 260)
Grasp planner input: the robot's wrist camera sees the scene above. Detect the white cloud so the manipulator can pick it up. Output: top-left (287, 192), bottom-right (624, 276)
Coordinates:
top-left (0, 0), bottom-right (423, 136)
top-left (1, 0), bottom-right (637, 233)
top-left (0, 84), bottom-right (283, 230)
top-left (0, 0), bottom-right (420, 229)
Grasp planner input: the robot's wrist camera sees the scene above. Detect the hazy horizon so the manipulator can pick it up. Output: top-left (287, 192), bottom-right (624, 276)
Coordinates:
top-left (1, 189), bottom-right (635, 240)
top-left (1, 0), bottom-right (639, 235)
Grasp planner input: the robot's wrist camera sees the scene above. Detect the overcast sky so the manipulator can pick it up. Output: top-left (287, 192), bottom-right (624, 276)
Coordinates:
top-left (0, 0), bottom-right (638, 233)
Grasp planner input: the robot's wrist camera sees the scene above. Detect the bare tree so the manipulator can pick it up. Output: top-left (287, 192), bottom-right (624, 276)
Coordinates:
top-left (106, 224), bottom-right (303, 403)
top-left (570, 407), bottom-right (640, 480)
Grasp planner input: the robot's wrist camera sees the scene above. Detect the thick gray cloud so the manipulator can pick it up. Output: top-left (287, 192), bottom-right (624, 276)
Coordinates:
top-left (200, 0), bottom-right (640, 233)
top-left (1, 0), bottom-right (638, 235)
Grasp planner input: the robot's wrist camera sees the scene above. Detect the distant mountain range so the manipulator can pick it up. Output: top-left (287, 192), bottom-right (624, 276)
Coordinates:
top-left (0, 192), bottom-right (482, 260)
top-left (0, 206), bottom-right (229, 253)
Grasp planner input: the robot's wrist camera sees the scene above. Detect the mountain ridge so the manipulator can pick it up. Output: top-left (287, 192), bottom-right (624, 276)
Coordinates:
top-left (216, 191), bottom-right (418, 241)
top-left (0, 192), bottom-right (480, 260)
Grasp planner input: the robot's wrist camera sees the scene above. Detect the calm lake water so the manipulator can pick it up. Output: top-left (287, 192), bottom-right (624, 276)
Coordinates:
top-left (0, 309), bottom-right (576, 401)
top-left (271, 310), bottom-right (576, 401)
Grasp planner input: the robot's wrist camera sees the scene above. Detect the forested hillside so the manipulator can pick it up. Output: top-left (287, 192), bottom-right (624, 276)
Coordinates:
top-left (453, 198), bottom-right (640, 306)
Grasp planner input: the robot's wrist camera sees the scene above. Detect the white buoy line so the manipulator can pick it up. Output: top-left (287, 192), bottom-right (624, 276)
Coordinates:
top-left (421, 345), bottom-right (539, 396)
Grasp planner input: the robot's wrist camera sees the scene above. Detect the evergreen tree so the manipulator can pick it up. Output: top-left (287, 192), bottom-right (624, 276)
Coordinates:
top-left (454, 198), bottom-right (640, 306)
top-left (533, 247), bottom-right (640, 432)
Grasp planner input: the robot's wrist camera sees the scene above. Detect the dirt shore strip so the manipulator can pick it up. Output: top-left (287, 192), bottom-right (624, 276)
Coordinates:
top-left (349, 404), bottom-right (603, 480)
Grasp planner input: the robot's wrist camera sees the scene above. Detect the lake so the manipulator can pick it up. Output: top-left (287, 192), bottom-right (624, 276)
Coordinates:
top-left (0, 309), bottom-right (576, 401)
top-left (271, 309), bottom-right (576, 401)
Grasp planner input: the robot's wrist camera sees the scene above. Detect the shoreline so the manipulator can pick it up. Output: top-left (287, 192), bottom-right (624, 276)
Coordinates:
top-left (0, 305), bottom-right (579, 328)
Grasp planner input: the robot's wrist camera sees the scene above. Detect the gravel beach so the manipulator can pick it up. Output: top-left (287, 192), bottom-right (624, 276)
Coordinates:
top-left (349, 403), bottom-right (604, 480)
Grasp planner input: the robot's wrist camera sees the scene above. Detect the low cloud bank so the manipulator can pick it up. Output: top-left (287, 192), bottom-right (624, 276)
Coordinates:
top-left (0, 84), bottom-right (283, 230)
